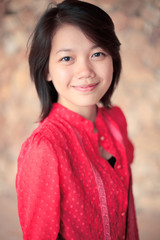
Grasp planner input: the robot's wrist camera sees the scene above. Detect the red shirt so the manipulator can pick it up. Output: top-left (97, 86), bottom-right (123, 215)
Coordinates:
top-left (16, 103), bottom-right (139, 240)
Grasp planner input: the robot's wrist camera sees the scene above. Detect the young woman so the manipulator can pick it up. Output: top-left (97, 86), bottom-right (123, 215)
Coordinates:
top-left (16, 0), bottom-right (139, 239)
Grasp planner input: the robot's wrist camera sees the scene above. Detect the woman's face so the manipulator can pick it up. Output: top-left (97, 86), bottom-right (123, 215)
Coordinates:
top-left (47, 24), bottom-right (113, 113)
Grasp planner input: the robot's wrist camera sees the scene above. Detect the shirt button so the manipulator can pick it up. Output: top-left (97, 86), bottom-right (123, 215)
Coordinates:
top-left (122, 235), bottom-right (125, 239)
top-left (121, 212), bottom-right (125, 216)
top-left (100, 136), bottom-right (104, 141)
top-left (117, 164), bottom-right (121, 169)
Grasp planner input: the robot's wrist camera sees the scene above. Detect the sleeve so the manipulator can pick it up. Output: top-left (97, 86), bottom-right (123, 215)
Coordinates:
top-left (16, 133), bottom-right (60, 240)
top-left (110, 106), bottom-right (134, 164)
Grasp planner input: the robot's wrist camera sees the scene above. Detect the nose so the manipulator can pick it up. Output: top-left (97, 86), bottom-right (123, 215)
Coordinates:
top-left (75, 59), bottom-right (96, 79)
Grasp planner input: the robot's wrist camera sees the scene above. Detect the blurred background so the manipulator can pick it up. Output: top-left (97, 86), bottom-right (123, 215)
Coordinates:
top-left (0, 0), bottom-right (160, 239)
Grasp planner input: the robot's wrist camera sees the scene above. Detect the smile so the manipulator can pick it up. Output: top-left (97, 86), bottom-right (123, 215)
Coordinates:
top-left (72, 83), bottom-right (99, 92)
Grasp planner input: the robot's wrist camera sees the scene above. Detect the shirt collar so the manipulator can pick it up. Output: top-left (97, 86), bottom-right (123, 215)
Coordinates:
top-left (50, 103), bottom-right (100, 133)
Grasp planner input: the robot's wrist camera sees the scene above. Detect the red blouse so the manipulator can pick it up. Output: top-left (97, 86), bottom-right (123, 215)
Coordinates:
top-left (16, 103), bottom-right (139, 240)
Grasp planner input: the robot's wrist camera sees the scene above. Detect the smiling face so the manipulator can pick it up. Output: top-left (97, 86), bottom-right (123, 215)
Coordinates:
top-left (47, 24), bottom-right (113, 114)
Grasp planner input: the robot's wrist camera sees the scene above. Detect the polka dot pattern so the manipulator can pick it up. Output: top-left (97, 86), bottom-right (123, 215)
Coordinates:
top-left (16, 103), bottom-right (139, 240)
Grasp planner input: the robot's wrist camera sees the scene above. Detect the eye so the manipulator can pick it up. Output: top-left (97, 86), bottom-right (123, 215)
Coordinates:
top-left (92, 52), bottom-right (106, 58)
top-left (60, 56), bottom-right (73, 62)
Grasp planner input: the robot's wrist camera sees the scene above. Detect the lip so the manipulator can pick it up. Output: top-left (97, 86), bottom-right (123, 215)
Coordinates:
top-left (72, 83), bottom-right (99, 92)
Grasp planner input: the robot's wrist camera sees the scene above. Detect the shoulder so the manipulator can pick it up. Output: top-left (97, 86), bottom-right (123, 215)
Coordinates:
top-left (17, 126), bottom-right (62, 185)
top-left (17, 119), bottom-right (57, 159)
top-left (24, 112), bottom-right (68, 147)
top-left (18, 112), bottom-right (71, 165)
top-left (18, 130), bottom-right (56, 166)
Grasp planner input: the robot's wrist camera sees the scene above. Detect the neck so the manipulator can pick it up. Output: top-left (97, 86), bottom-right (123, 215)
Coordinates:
top-left (78, 105), bottom-right (97, 123)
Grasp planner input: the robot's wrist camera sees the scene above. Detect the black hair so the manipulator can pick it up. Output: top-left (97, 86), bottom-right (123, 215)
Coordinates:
top-left (29, 0), bottom-right (122, 121)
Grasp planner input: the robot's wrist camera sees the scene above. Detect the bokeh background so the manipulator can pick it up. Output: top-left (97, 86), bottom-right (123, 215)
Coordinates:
top-left (0, 0), bottom-right (160, 239)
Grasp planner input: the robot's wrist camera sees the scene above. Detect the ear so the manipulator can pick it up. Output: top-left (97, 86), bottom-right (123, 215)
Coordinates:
top-left (47, 72), bottom-right (52, 81)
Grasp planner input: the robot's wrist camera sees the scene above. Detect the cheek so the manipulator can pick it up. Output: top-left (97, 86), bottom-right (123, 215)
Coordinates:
top-left (106, 60), bottom-right (114, 80)
top-left (53, 66), bottom-right (72, 82)
top-left (51, 68), bottom-right (72, 92)
top-left (108, 67), bottom-right (114, 84)
top-left (99, 61), bottom-right (113, 82)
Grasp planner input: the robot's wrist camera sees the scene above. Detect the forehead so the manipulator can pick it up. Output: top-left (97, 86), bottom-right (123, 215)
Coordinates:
top-left (51, 24), bottom-right (96, 49)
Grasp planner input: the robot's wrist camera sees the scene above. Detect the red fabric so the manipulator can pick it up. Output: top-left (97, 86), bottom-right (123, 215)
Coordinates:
top-left (16, 103), bottom-right (139, 240)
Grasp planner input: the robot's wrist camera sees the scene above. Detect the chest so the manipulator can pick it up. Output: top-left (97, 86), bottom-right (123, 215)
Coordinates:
top-left (57, 125), bottom-right (129, 202)
top-left (55, 128), bottom-right (129, 239)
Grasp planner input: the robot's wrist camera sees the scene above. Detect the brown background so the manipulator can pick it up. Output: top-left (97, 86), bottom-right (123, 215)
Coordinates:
top-left (0, 0), bottom-right (160, 239)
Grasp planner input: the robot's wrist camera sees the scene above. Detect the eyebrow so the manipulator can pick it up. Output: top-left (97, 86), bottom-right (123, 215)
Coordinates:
top-left (91, 44), bottom-right (100, 50)
top-left (56, 49), bottom-right (73, 55)
top-left (56, 45), bottom-right (100, 55)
